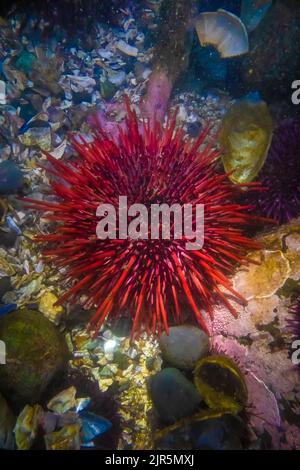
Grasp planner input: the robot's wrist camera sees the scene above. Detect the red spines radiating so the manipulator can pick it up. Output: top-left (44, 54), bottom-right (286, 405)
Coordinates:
top-left (25, 101), bottom-right (262, 337)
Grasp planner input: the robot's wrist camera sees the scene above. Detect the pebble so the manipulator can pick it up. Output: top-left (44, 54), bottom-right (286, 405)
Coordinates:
top-left (149, 368), bottom-right (202, 424)
top-left (159, 325), bottom-right (210, 370)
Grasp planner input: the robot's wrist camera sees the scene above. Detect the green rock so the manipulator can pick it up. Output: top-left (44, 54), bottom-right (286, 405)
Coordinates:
top-left (0, 309), bottom-right (69, 406)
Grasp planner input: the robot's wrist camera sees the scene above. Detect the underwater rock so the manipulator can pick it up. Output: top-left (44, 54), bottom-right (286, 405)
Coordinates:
top-left (195, 9), bottom-right (249, 58)
top-left (241, 1), bottom-right (300, 96)
top-left (0, 393), bottom-right (15, 449)
top-left (149, 368), bottom-right (202, 424)
top-left (0, 161), bottom-right (24, 195)
top-left (159, 325), bottom-right (209, 370)
top-left (219, 99), bottom-right (273, 184)
top-left (194, 355), bottom-right (248, 414)
top-left (0, 309), bottom-right (69, 406)
top-left (233, 250), bottom-right (291, 301)
top-left (14, 404), bottom-right (43, 450)
top-left (44, 423), bottom-right (81, 450)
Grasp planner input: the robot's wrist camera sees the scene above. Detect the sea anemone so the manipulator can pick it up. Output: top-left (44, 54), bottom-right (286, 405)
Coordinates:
top-left (254, 119), bottom-right (300, 224)
top-left (25, 99), bottom-right (261, 337)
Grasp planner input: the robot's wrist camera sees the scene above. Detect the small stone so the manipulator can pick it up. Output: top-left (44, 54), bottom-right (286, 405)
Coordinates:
top-left (159, 325), bottom-right (209, 370)
top-left (0, 161), bottom-right (23, 195)
top-left (149, 368), bottom-right (202, 424)
top-left (38, 291), bottom-right (64, 324)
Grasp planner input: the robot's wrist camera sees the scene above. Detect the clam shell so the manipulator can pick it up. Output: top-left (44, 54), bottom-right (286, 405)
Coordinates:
top-left (195, 9), bottom-right (249, 58)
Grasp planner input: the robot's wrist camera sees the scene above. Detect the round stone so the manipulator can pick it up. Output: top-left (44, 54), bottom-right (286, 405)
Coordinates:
top-left (149, 367), bottom-right (202, 424)
top-left (0, 309), bottom-right (69, 407)
top-left (159, 325), bottom-right (210, 370)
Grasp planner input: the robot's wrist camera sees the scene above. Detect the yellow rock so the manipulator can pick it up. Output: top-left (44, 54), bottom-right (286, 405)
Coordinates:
top-left (39, 291), bottom-right (64, 323)
top-left (219, 100), bottom-right (273, 184)
top-left (233, 250), bottom-right (291, 300)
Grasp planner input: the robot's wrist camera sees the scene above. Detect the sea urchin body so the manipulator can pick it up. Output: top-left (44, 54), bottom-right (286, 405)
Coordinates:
top-left (25, 100), bottom-right (261, 337)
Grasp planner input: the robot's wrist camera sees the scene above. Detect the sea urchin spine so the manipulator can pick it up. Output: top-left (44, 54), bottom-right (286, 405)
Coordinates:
top-left (25, 99), bottom-right (262, 337)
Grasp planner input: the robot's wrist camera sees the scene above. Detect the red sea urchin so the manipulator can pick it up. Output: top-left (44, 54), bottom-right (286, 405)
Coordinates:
top-left (25, 100), bottom-right (262, 337)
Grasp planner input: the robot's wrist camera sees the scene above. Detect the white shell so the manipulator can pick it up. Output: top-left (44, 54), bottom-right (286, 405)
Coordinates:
top-left (195, 9), bottom-right (249, 58)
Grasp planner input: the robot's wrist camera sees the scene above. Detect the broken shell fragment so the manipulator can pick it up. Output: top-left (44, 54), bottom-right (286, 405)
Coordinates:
top-left (14, 404), bottom-right (43, 450)
top-left (47, 386), bottom-right (77, 414)
top-left (195, 9), bottom-right (249, 58)
top-left (116, 40), bottom-right (138, 57)
top-left (44, 423), bottom-right (81, 450)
